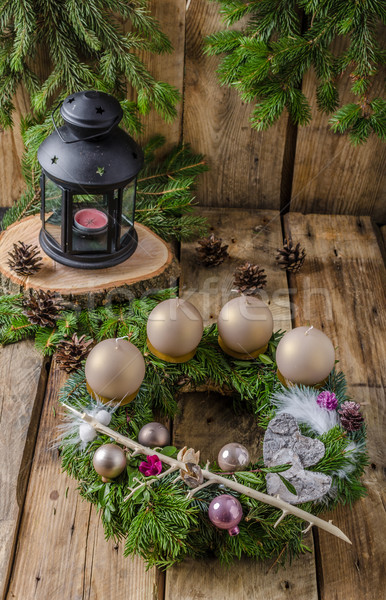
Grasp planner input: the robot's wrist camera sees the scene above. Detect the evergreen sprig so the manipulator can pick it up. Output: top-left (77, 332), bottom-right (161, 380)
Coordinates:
top-left (0, 289), bottom-right (282, 416)
top-left (1, 136), bottom-right (208, 241)
top-left (205, 0), bottom-right (385, 144)
top-left (0, 0), bottom-right (179, 129)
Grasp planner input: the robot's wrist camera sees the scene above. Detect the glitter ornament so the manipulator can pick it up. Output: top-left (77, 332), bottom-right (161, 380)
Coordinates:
top-left (93, 444), bottom-right (127, 482)
top-left (79, 423), bottom-right (97, 443)
top-left (208, 494), bottom-right (243, 536)
top-left (218, 443), bottom-right (250, 472)
top-left (338, 401), bottom-right (364, 432)
top-left (317, 391), bottom-right (338, 411)
top-left (138, 422), bottom-right (170, 447)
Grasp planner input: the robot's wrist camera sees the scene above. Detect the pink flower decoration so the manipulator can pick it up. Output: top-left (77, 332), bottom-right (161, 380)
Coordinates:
top-left (317, 390), bottom-right (338, 411)
top-left (139, 455), bottom-right (162, 477)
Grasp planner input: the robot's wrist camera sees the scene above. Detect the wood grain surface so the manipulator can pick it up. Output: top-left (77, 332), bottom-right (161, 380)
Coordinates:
top-left (291, 39), bottom-right (386, 223)
top-left (179, 207), bottom-right (292, 329)
top-left (165, 208), bottom-right (318, 600)
top-left (1, 209), bottom-right (385, 599)
top-left (0, 216), bottom-right (177, 303)
top-left (183, 0), bottom-right (288, 210)
top-left (0, 342), bottom-right (47, 600)
top-left (6, 362), bottom-right (162, 600)
top-left (284, 213), bottom-right (386, 600)
top-left (125, 0), bottom-right (185, 155)
top-left (0, 88), bottom-right (29, 208)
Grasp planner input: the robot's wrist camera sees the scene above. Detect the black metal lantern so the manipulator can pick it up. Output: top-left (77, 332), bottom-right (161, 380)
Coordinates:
top-left (37, 90), bottom-right (144, 269)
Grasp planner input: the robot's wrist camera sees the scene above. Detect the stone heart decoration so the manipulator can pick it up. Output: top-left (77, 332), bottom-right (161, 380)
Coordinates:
top-left (263, 413), bottom-right (332, 504)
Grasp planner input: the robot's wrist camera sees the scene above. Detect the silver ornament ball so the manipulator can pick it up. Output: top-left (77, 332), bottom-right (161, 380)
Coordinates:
top-left (79, 423), bottom-right (97, 443)
top-left (93, 443), bottom-right (127, 481)
top-left (138, 422), bottom-right (170, 447)
top-left (95, 409), bottom-right (112, 426)
top-left (218, 443), bottom-right (250, 472)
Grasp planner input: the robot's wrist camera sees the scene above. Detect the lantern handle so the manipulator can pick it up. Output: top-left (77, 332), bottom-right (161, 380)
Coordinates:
top-left (51, 101), bottom-right (120, 144)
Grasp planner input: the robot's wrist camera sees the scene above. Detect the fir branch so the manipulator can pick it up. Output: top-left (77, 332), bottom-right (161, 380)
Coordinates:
top-left (0, 0), bottom-right (180, 129)
top-left (205, 0), bottom-right (385, 142)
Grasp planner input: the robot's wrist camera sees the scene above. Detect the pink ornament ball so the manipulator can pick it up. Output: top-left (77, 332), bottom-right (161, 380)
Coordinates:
top-left (208, 494), bottom-right (243, 536)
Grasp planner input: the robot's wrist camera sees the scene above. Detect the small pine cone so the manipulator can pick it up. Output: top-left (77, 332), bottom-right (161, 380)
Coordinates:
top-left (233, 262), bottom-right (267, 294)
top-left (196, 233), bottom-right (229, 267)
top-left (7, 241), bottom-right (43, 276)
top-left (276, 238), bottom-right (306, 272)
top-left (55, 334), bottom-right (94, 373)
top-left (23, 290), bottom-right (63, 328)
top-left (338, 401), bottom-right (364, 432)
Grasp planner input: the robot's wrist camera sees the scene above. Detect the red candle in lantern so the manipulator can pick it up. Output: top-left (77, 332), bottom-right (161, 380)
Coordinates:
top-left (74, 208), bottom-right (108, 233)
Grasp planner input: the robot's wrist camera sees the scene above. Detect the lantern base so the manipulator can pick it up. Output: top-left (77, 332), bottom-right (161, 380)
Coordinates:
top-left (146, 338), bottom-right (197, 363)
top-left (39, 227), bottom-right (138, 269)
top-left (277, 369), bottom-right (329, 389)
top-left (0, 215), bottom-right (178, 307)
top-left (218, 336), bottom-right (268, 360)
top-left (86, 382), bottom-right (139, 406)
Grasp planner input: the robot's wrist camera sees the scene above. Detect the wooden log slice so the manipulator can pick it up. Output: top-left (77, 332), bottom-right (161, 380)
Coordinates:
top-left (0, 215), bottom-right (179, 306)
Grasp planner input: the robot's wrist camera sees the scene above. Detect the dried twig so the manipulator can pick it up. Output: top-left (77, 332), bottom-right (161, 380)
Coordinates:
top-left (63, 404), bottom-right (352, 545)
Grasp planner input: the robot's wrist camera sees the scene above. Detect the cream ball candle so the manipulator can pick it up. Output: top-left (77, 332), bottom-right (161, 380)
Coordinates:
top-left (85, 338), bottom-right (145, 405)
top-left (217, 295), bottom-right (273, 359)
top-left (146, 298), bottom-right (203, 363)
top-left (276, 326), bottom-right (335, 386)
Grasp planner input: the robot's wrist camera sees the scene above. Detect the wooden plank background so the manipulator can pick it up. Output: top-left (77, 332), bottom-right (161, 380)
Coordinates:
top-left (0, 0), bottom-right (384, 222)
top-left (1, 208), bottom-right (385, 600)
top-left (283, 213), bottom-right (386, 600)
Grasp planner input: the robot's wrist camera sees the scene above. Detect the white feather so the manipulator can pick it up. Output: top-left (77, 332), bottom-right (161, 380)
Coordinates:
top-left (332, 440), bottom-right (365, 480)
top-left (271, 386), bottom-right (339, 435)
top-left (52, 398), bottom-right (118, 451)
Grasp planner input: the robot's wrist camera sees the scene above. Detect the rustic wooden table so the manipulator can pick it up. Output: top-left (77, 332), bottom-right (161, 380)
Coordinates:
top-left (1, 209), bottom-right (385, 600)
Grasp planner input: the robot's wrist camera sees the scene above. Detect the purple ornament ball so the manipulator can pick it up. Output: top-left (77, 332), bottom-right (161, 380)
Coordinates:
top-left (208, 494), bottom-right (243, 536)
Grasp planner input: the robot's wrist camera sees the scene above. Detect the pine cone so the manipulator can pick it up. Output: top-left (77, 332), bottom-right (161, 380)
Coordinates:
top-left (23, 290), bottom-right (63, 328)
top-left (7, 241), bottom-right (43, 276)
top-left (276, 238), bottom-right (306, 272)
top-left (55, 334), bottom-right (94, 373)
top-left (233, 262), bottom-right (267, 294)
top-left (338, 401), bottom-right (364, 432)
top-left (196, 233), bottom-right (229, 267)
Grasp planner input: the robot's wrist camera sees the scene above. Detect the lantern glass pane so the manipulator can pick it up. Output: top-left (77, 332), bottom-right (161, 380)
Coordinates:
top-left (44, 178), bottom-right (63, 246)
top-left (120, 181), bottom-right (135, 244)
top-left (72, 194), bottom-right (109, 253)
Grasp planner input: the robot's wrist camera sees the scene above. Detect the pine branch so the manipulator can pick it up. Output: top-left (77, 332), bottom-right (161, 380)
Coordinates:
top-left (206, 0), bottom-right (386, 142)
top-left (0, 1), bottom-right (180, 128)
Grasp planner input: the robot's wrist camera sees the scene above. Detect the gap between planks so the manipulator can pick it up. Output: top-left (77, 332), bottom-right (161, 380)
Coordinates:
top-left (0, 342), bottom-right (48, 600)
top-left (166, 208), bottom-right (318, 600)
top-left (284, 213), bottom-right (386, 600)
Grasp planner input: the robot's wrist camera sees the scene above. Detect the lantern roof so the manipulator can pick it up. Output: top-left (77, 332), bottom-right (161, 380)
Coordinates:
top-left (60, 90), bottom-right (123, 134)
top-left (37, 91), bottom-right (144, 192)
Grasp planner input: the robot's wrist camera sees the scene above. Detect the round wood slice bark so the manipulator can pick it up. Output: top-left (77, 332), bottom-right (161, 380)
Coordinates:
top-left (0, 215), bottom-right (179, 306)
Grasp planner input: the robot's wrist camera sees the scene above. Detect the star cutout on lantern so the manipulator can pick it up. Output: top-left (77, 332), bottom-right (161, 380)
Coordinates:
top-left (96, 166), bottom-right (105, 176)
top-left (51, 156), bottom-right (58, 164)
top-left (96, 106), bottom-right (105, 114)
top-left (67, 98), bottom-right (75, 104)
